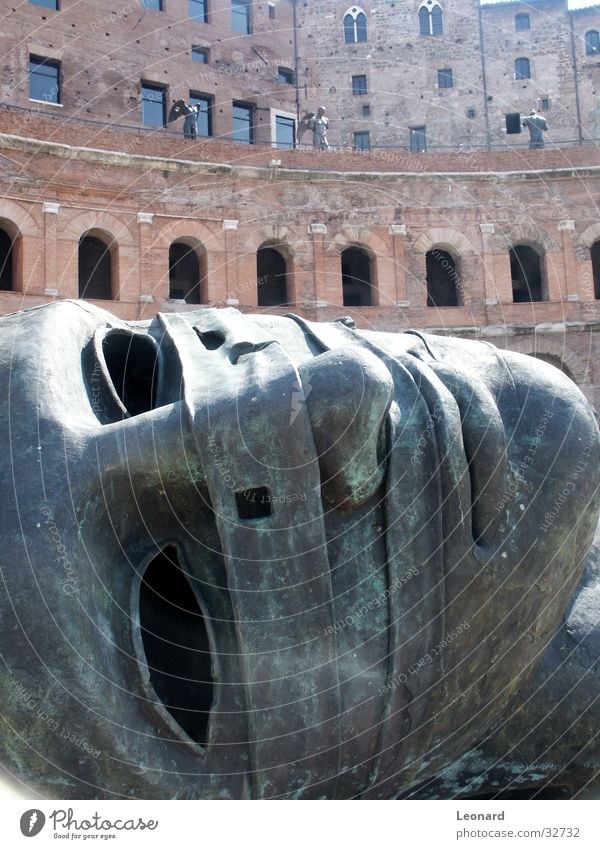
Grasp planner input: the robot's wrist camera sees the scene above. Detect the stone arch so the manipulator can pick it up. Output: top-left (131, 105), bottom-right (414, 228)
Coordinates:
top-left (256, 240), bottom-right (291, 307)
top-left (413, 227), bottom-right (475, 256)
top-left (61, 209), bottom-right (135, 246)
top-left (0, 200), bottom-right (39, 238)
top-left (414, 228), bottom-right (476, 306)
top-left (78, 228), bottom-right (116, 300)
top-left (507, 336), bottom-right (590, 390)
top-left (0, 217), bottom-right (22, 292)
top-left (509, 243), bottom-right (546, 302)
top-left (576, 222), bottom-right (600, 254)
top-left (168, 236), bottom-right (207, 304)
top-left (500, 223), bottom-right (556, 252)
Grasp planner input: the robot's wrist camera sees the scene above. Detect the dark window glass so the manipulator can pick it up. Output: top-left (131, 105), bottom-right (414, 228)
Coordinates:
top-left (585, 31), bottom-right (600, 56)
top-left (362, 104), bottom-right (370, 117)
top-left (541, 98), bottom-right (549, 110)
top-left (268, 3), bottom-right (275, 19)
top-left (356, 11), bottom-right (367, 41)
top-left (342, 247), bottom-right (372, 306)
top-left (141, 0), bottom-right (163, 9)
top-left (419, 6), bottom-right (430, 35)
top-left (257, 246), bottom-right (288, 306)
top-left (515, 57), bottom-right (531, 80)
top-left (192, 46), bottom-right (208, 63)
top-left (437, 68), bottom-right (453, 88)
top-left (0, 229), bottom-right (14, 291)
top-left (232, 102), bottom-right (253, 143)
top-left (29, 0), bottom-right (59, 8)
top-left (189, 92), bottom-right (212, 136)
top-left (79, 235), bottom-right (112, 300)
top-left (515, 13), bottom-right (530, 31)
top-left (232, 0), bottom-right (251, 34)
top-left (354, 131), bottom-right (370, 151)
top-left (431, 5), bottom-right (443, 35)
top-left (189, 0), bottom-right (208, 23)
top-left (141, 83), bottom-right (166, 126)
top-left (510, 245), bottom-right (544, 302)
top-left (344, 12), bottom-right (355, 43)
top-left (169, 242), bottom-right (203, 303)
top-left (426, 249), bottom-right (459, 307)
top-left (410, 126), bottom-right (426, 152)
top-left (352, 74), bottom-right (368, 95)
top-left (277, 67), bottom-right (294, 84)
top-left (467, 108), bottom-right (476, 119)
top-left (275, 115), bottom-right (295, 148)
top-left (592, 241), bottom-right (600, 299)
top-left (29, 55), bottom-right (60, 103)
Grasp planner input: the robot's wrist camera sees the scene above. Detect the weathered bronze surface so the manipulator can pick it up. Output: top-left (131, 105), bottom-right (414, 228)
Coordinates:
top-left (0, 301), bottom-right (598, 799)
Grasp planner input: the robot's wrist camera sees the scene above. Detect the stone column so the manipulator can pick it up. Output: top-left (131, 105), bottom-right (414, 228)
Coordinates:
top-left (42, 202), bottom-right (61, 297)
top-left (389, 224), bottom-right (409, 307)
top-left (137, 212), bottom-right (155, 305)
top-left (223, 219), bottom-right (241, 305)
top-left (308, 223), bottom-right (328, 304)
top-left (558, 219), bottom-right (583, 302)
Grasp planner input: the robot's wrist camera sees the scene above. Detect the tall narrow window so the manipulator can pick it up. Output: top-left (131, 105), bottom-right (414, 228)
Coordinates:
top-left (510, 245), bottom-right (545, 302)
top-left (232, 0), bottom-right (251, 34)
top-left (354, 131), bottom-right (370, 151)
top-left (343, 7), bottom-right (368, 44)
top-left (169, 241), bottom-right (204, 303)
top-left (342, 247), bottom-right (372, 306)
top-left (257, 246), bottom-right (288, 306)
top-left (410, 126), bottom-right (427, 152)
top-left (232, 102), bottom-right (254, 143)
top-left (585, 31), bottom-right (600, 56)
top-left (189, 0), bottom-right (208, 23)
top-left (426, 249), bottom-right (460, 307)
top-left (189, 92), bottom-right (213, 136)
top-left (419, 2), bottom-right (443, 36)
top-left (515, 13), bottom-right (530, 31)
top-left (79, 234), bottom-right (113, 300)
top-left (29, 55), bottom-right (60, 103)
top-left (275, 114), bottom-right (295, 148)
top-left (591, 241), bottom-right (600, 299)
top-left (0, 228), bottom-right (14, 291)
top-left (141, 83), bottom-right (166, 127)
top-left (437, 68), bottom-right (453, 88)
top-left (515, 57), bottom-right (531, 80)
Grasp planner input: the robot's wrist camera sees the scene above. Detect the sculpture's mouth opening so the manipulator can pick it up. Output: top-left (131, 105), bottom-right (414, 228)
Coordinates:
top-left (139, 545), bottom-right (214, 746)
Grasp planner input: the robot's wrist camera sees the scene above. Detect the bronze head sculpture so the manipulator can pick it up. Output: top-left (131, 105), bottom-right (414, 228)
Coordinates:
top-left (0, 300), bottom-right (598, 799)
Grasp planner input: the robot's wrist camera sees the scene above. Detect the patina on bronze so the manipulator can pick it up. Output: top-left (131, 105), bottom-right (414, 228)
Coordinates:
top-left (0, 301), bottom-right (598, 799)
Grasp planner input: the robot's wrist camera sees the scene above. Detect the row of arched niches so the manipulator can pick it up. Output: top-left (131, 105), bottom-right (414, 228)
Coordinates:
top-left (1, 225), bottom-right (600, 306)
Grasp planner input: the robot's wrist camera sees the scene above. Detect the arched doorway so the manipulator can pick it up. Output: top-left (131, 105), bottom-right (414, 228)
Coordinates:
top-left (0, 226), bottom-right (14, 291)
top-left (510, 244), bottom-right (545, 302)
top-left (256, 245), bottom-right (289, 307)
top-left (426, 248), bottom-right (460, 306)
top-left (169, 241), bottom-right (205, 304)
top-left (79, 233), bottom-right (113, 299)
top-left (591, 240), bottom-right (600, 300)
top-left (341, 246), bottom-right (373, 306)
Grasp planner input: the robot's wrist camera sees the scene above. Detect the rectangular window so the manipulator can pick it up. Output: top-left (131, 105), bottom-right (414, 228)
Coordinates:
top-left (29, 0), bottom-right (59, 8)
top-left (192, 46), bottom-right (209, 63)
top-left (232, 102), bottom-right (254, 143)
top-left (354, 131), bottom-right (370, 151)
top-left (189, 92), bottom-right (213, 136)
top-left (466, 107), bottom-right (476, 119)
top-left (29, 55), bottom-right (60, 103)
top-left (189, 0), bottom-right (208, 23)
top-left (275, 114), bottom-right (295, 148)
top-left (515, 13), bottom-right (530, 31)
top-left (409, 126), bottom-right (427, 153)
top-left (540, 97), bottom-right (550, 110)
top-left (141, 0), bottom-right (163, 9)
top-left (352, 74), bottom-right (368, 95)
top-left (437, 68), bottom-right (453, 89)
top-left (362, 104), bottom-right (370, 117)
top-left (141, 82), bottom-right (166, 127)
top-left (232, 0), bottom-right (251, 34)
top-left (268, 2), bottom-right (275, 19)
top-left (277, 67), bottom-right (294, 84)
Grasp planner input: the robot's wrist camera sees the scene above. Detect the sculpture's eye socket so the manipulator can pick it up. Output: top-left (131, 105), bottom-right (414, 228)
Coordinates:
top-left (138, 546), bottom-right (214, 747)
top-left (102, 331), bottom-right (158, 416)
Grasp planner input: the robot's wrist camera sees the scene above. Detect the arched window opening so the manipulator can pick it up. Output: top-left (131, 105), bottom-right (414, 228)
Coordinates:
top-left (426, 249), bottom-right (460, 307)
top-left (510, 245), bottom-right (545, 302)
top-left (78, 234), bottom-right (113, 300)
top-left (257, 245), bottom-right (288, 307)
top-left (585, 30), bottom-right (600, 56)
top-left (591, 240), bottom-right (600, 299)
top-left (139, 545), bottom-right (213, 746)
top-left (342, 246), bottom-right (372, 306)
top-left (515, 57), bottom-right (531, 80)
top-left (343, 6), bottom-right (367, 44)
top-left (530, 353), bottom-right (575, 384)
top-left (169, 241), bottom-right (204, 304)
top-left (0, 227), bottom-right (14, 291)
top-left (419, 2), bottom-right (443, 36)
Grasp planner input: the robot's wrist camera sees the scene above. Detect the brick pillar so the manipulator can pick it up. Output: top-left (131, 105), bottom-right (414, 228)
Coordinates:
top-left (479, 223), bottom-right (501, 306)
top-left (137, 212), bottom-right (155, 305)
top-left (42, 202), bottom-right (62, 297)
top-left (223, 219), bottom-right (241, 305)
top-left (308, 223), bottom-right (328, 303)
top-left (558, 220), bottom-right (581, 302)
top-left (389, 224), bottom-right (408, 306)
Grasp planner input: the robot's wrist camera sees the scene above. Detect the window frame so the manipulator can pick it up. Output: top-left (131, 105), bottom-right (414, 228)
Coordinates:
top-left (514, 57), bottom-right (531, 80)
top-left (353, 130), bottom-right (371, 151)
top-left (585, 30), bottom-right (600, 56)
top-left (277, 66), bottom-right (294, 84)
top-left (189, 91), bottom-right (213, 137)
top-left (141, 81), bottom-right (167, 127)
top-left (28, 0), bottom-right (59, 9)
top-left (232, 101), bottom-right (255, 144)
top-left (29, 54), bottom-right (61, 104)
top-left (409, 125), bottom-right (427, 153)
top-left (343, 6), bottom-right (368, 44)
top-left (351, 74), bottom-right (368, 96)
top-left (515, 13), bottom-right (530, 32)
top-left (232, 0), bottom-right (252, 34)
top-left (419, 3), bottom-right (443, 37)
top-left (437, 68), bottom-right (453, 89)
top-left (191, 45), bottom-right (209, 63)
top-left (189, 0), bottom-right (208, 24)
